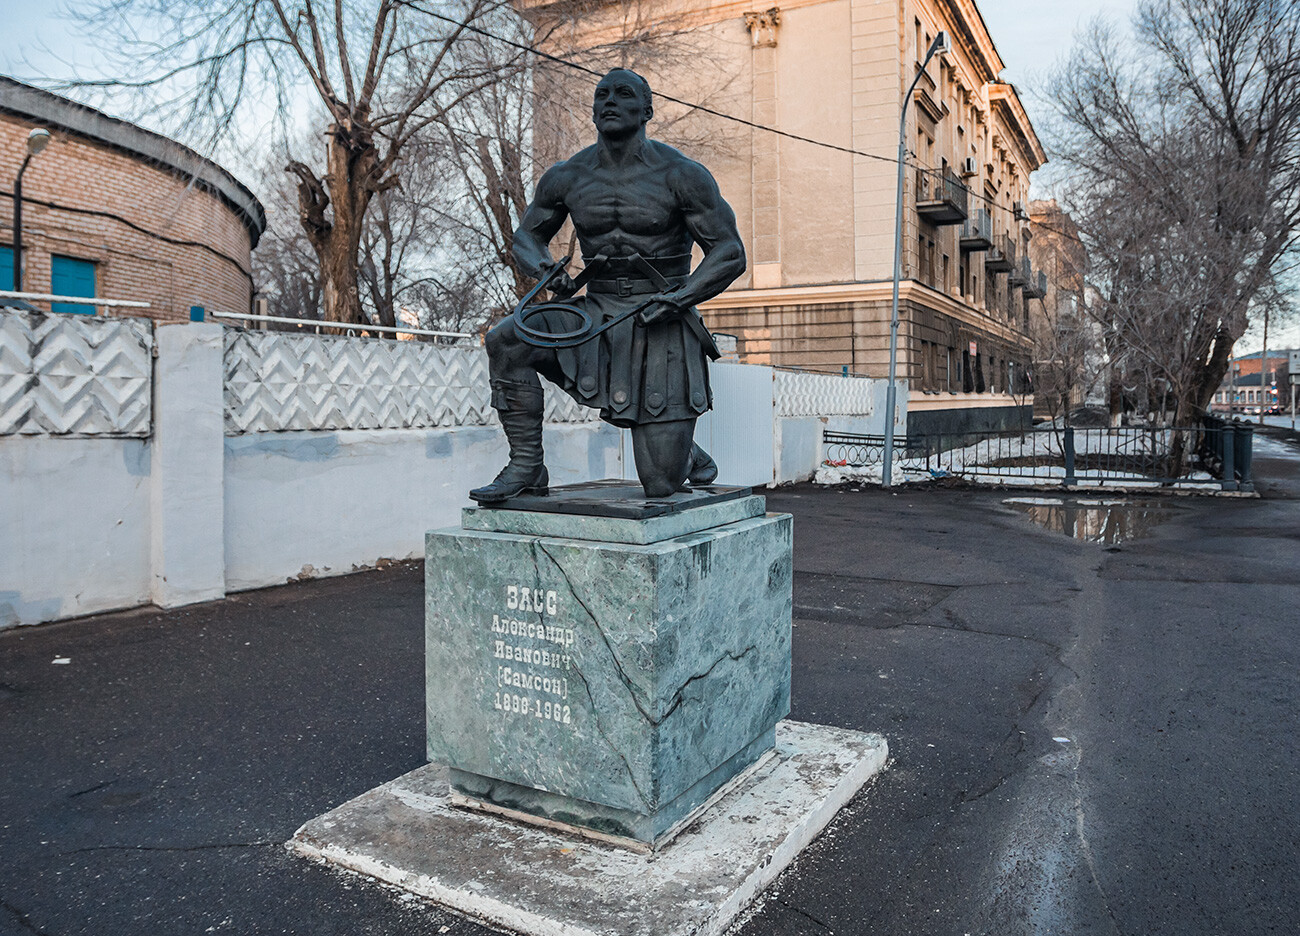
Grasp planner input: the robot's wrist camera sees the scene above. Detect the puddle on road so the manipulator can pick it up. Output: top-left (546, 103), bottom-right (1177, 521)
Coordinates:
top-left (1002, 497), bottom-right (1177, 545)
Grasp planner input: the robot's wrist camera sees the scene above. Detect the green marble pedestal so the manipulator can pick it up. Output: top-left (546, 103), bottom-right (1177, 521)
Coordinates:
top-left (425, 486), bottom-right (793, 850)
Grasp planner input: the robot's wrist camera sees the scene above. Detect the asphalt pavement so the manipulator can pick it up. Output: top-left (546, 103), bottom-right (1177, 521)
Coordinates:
top-left (3, 435), bottom-right (1299, 936)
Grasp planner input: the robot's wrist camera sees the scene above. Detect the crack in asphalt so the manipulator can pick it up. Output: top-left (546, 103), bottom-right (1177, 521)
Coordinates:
top-left (774, 896), bottom-right (836, 932)
top-left (0, 897), bottom-right (55, 936)
top-left (1069, 739), bottom-right (1126, 936)
top-left (877, 619), bottom-right (1075, 670)
top-left (954, 725), bottom-right (1027, 808)
top-left (66, 841), bottom-right (279, 854)
top-left (68, 780), bottom-right (115, 799)
top-left (795, 569), bottom-right (1019, 589)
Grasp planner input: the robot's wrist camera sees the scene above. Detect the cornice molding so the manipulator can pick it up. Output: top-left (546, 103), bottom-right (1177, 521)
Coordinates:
top-left (700, 279), bottom-right (1033, 347)
top-left (988, 83), bottom-right (1047, 170)
top-left (938, 0), bottom-right (1004, 84)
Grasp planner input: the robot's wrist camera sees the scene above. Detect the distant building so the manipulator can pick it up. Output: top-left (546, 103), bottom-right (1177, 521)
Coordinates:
top-left (523, 0), bottom-right (1046, 436)
top-left (0, 77), bottom-right (265, 323)
top-left (1211, 350), bottom-right (1295, 414)
top-left (1027, 199), bottom-right (1101, 420)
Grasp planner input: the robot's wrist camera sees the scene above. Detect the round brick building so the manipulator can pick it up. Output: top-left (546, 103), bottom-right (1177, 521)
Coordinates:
top-left (0, 77), bottom-right (265, 323)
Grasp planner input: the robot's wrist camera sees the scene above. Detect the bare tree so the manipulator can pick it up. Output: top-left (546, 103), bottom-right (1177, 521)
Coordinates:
top-left (251, 146), bottom-right (322, 320)
top-left (63, 0), bottom-right (513, 326)
top-left (1047, 0), bottom-right (1300, 452)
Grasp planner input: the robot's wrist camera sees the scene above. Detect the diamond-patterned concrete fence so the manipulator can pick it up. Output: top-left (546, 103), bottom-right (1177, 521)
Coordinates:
top-left (222, 330), bottom-right (596, 434)
top-left (0, 313), bottom-right (874, 440)
top-left (774, 368), bottom-right (877, 418)
top-left (0, 310), bottom-right (152, 436)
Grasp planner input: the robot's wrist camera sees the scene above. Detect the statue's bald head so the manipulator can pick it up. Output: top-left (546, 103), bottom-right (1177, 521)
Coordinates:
top-left (595, 68), bottom-right (654, 123)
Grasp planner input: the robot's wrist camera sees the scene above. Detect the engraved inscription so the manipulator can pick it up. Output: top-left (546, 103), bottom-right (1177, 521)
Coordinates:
top-left (489, 583), bottom-right (576, 730)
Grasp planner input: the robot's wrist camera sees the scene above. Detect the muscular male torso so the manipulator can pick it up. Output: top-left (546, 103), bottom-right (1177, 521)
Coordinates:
top-left (549, 142), bottom-right (695, 261)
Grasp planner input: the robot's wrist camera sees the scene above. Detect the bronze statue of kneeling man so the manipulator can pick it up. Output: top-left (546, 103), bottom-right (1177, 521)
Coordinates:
top-left (470, 68), bottom-right (747, 504)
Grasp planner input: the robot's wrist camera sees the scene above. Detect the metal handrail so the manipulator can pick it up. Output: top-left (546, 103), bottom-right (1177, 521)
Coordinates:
top-left (0, 290), bottom-right (151, 309)
top-left (210, 310), bottom-right (474, 340)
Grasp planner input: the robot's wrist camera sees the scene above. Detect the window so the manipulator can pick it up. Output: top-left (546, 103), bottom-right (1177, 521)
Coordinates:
top-left (0, 246), bottom-right (12, 290)
top-left (51, 255), bottom-right (96, 315)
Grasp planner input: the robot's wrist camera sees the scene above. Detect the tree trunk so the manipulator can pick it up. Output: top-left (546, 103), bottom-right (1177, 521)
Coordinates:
top-left (1191, 328), bottom-right (1236, 414)
top-left (289, 122), bottom-right (382, 326)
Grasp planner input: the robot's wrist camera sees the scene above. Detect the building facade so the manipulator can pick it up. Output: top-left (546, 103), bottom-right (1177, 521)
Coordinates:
top-left (1027, 199), bottom-right (1100, 420)
top-left (524, 0), bottom-right (1046, 436)
top-left (0, 77), bottom-right (265, 324)
top-left (1211, 350), bottom-right (1296, 415)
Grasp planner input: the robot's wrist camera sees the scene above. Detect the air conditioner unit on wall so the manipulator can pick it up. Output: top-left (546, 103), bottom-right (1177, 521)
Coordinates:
top-left (960, 157), bottom-right (978, 177)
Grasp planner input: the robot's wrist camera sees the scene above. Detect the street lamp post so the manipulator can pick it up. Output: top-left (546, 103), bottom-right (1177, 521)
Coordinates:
top-left (883, 32), bottom-right (950, 487)
top-left (12, 127), bottom-right (51, 291)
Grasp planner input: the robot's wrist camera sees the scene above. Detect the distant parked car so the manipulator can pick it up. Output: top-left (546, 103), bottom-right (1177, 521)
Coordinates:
top-left (1266, 405), bottom-right (1284, 415)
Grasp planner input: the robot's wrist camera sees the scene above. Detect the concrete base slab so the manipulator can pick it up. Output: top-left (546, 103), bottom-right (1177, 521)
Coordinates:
top-left (289, 720), bottom-right (887, 936)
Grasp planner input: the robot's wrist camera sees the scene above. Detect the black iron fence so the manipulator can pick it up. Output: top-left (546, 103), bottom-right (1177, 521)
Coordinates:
top-left (1199, 415), bottom-right (1255, 488)
top-left (824, 417), bottom-right (1254, 491)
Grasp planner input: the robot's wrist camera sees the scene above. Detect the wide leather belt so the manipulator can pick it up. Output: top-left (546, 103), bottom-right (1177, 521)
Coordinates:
top-left (586, 274), bottom-right (687, 297)
top-left (581, 252), bottom-right (691, 280)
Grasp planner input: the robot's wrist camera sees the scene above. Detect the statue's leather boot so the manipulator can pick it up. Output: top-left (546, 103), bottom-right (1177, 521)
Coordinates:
top-left (677, 442), bottom-right (719, 491)
top-left (470, 380), bottom-right (549, 504)
top-left (687, 443), bottom-right (718, 485)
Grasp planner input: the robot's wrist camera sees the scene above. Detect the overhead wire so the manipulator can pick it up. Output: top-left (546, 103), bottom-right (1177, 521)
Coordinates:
top-left (414, 3), bottom-right (1037, 227)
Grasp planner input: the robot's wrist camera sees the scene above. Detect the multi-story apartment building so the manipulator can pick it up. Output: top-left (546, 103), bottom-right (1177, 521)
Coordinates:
top-left (522, 0), bottom-right (1046, 436)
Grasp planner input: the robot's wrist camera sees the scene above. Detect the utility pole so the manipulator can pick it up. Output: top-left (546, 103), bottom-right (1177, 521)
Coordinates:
top-left (1259, 308), bottom-right (1269, 425)
top-left (12, 128), bottom-right (51, 291)
top-left (884, 30), bottom-right (950, 486)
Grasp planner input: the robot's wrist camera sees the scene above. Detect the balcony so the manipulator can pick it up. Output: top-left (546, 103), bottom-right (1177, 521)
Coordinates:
top-left (959, 209), bottom-right (992, 252)
top-left (1024, 269), bottom-right (1048, 299)
top-left (984, 233), bottom-right (1015, 272)
top-left (1009, 255), bottom-right (1030, 288)
top-left (915, 164), bottom-right (968, 225)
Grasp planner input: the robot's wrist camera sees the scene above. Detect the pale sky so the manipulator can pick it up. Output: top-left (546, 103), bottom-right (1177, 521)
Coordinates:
top-left (3, 1), bottom-right (1140, 112)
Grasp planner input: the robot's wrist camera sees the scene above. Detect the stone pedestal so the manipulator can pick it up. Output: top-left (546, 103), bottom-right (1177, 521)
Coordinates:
top-left (424, 484), bottom-right (792, 850)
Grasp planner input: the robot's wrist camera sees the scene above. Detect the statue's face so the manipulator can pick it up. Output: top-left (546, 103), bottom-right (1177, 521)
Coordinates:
top-left (593, 72), bottom-right (650, 138)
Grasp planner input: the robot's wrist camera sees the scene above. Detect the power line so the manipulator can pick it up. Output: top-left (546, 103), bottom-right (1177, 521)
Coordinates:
top-left (415, 4), bottom-right (1033, 225)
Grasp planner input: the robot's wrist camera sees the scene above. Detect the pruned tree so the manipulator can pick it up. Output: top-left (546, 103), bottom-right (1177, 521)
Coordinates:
top-left (62, 0), bottom-right (515, 325)
top-left (251, 144), bottom-right (322, 320)
top-left (1047, 0), bottom-right (1300, 452)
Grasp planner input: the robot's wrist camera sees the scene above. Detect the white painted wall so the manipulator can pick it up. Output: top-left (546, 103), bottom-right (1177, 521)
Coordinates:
top-left (151, 323), bottom-right (225, 608)
top-left (0, 436), bottom-right (152, 626)
top-left (696, 363), bottom-right (777, 488)
top-left (223, 422), bottom-right (623, 592)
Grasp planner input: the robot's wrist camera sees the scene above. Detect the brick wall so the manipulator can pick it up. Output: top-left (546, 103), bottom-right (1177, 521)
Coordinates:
top-left (0, 111), bottom-right (255, 324)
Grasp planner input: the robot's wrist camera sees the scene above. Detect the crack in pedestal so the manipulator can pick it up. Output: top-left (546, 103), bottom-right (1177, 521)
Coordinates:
top-left (533, 540), bottom-right (651, 809)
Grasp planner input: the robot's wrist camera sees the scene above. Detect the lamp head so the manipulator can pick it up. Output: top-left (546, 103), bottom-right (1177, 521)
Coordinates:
top-left (928, 31), bottom-right (951, 62)
top-left (26, 128), bottom-right (51, 156)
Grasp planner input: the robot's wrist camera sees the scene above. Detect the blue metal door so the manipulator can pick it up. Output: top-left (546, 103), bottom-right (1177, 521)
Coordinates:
top-left (51, 255), bottom-right (96, 315)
